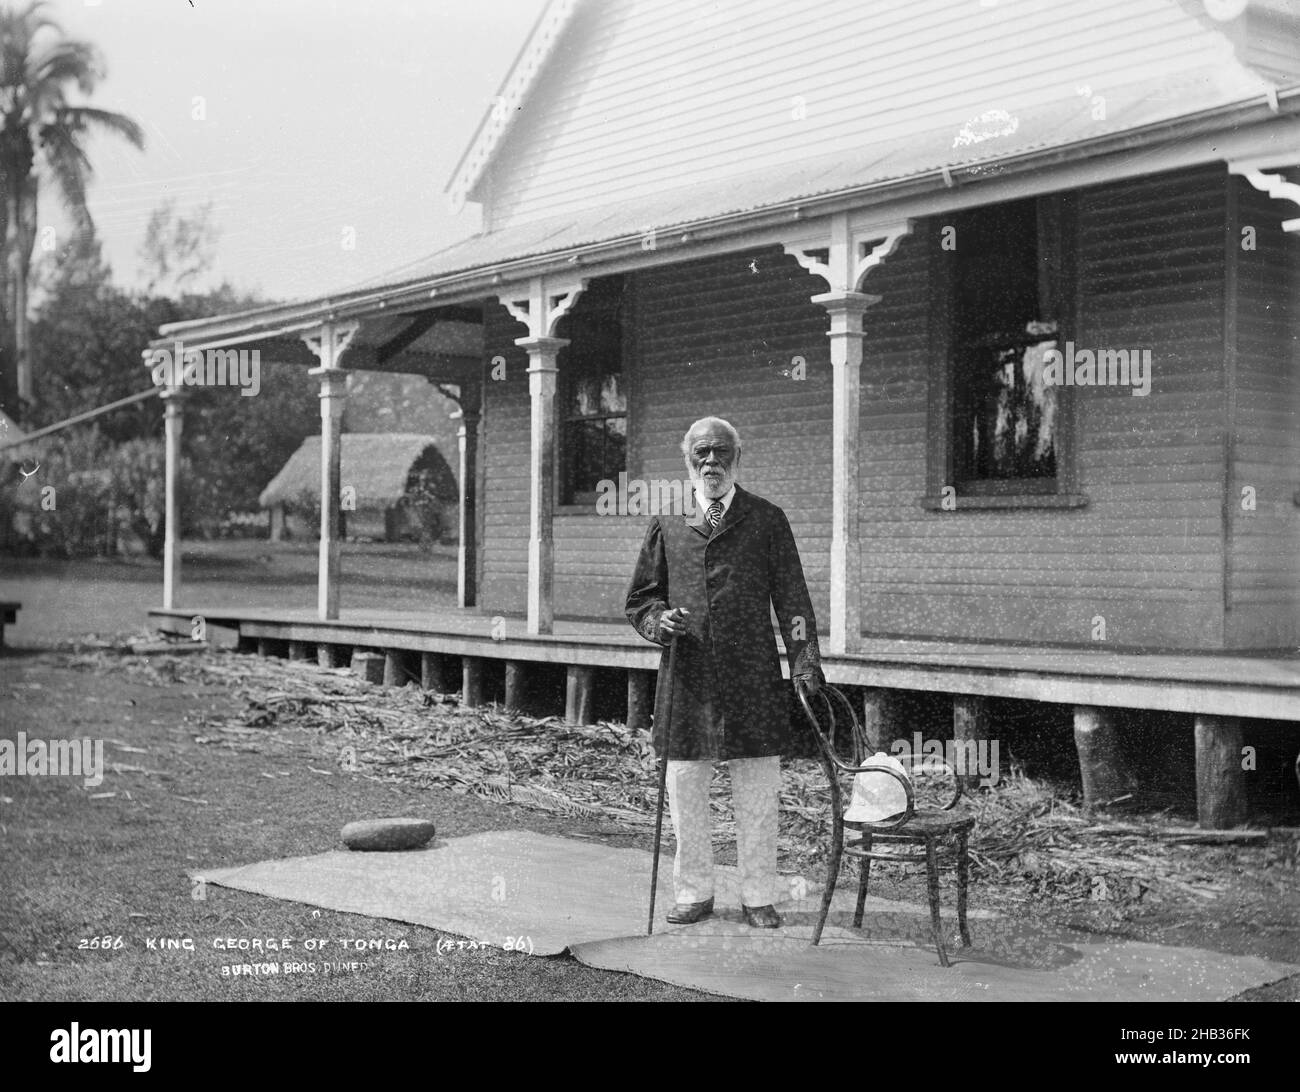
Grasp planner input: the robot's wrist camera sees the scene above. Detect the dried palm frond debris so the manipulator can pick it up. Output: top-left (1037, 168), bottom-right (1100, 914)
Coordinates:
top-left (70, 646), bottom-right (1293, 908)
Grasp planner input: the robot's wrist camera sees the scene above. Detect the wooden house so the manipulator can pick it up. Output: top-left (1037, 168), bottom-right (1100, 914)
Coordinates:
top-left (149, 0), bottom-right (1300, 826)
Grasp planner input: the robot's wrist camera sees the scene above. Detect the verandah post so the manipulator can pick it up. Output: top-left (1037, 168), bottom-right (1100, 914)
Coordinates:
top-left (499, 275), bottom-right (585, 636)
top-left (160, 385), bottom-right (189, 610)
top-left (453, 381), bottom-right (481, 609)
top-left (783, 215), bottom-right (911, 654)
top-left (815, 288), bottom-right (876, 654)
top-left (303, 322), bottom-right (359, 622)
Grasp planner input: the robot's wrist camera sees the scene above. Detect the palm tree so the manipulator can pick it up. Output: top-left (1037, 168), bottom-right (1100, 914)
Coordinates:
top-left (0, 1), bottom-right (143, 421)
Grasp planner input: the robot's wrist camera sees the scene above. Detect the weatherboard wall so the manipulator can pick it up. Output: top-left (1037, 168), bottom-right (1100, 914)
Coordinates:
top-left (1224, 173), bottom-right (1300, 649)
top-left (477, 256), bottom-right (835, 626)
top-left (860, 164), bottom-right (1230, 650)
top-left (479, 300), bottom-right (530, 616)
top-left (478, 165), bottom-right (1294, 650)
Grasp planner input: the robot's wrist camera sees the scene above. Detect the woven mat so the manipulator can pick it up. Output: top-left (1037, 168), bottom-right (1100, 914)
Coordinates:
top-left (195, 829), bottom-right (1297, 1000)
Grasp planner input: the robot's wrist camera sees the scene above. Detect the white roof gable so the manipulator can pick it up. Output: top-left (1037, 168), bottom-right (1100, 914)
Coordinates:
top-left (446, 0), bottom-right (582, 214)
top-left (448, 0), bottom-right (1297, 233)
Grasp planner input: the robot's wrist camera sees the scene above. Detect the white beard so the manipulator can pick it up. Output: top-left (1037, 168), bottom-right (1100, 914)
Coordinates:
top-left (694, 470), bottom-right (734, 500)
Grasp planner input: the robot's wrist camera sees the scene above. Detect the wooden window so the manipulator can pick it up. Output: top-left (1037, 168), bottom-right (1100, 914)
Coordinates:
top-left (926, 194), bottom-right (1085, 509)
top-left (556, 275), bottom-right (628, 507)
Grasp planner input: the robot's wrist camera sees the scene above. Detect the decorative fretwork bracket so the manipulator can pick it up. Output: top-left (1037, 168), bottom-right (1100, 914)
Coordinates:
top-left (1229, 156), bottom-right (1300, 234)
top-left (302, 321), bottom-right (360, 368)
top-left (500, 275), bottom-right (587, 338)
top-left (782, 215), bottom-right (913, 292)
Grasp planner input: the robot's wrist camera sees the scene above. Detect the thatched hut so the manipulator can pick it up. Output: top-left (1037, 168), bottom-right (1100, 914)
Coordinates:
top-left (259, 433), bottom-right (457, 544)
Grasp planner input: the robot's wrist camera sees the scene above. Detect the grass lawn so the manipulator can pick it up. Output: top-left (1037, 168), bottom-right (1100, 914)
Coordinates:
top-left (0, 538), bottom-right (459, 647)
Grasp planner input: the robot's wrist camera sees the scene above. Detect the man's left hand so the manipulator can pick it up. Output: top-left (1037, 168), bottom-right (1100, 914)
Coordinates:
top-left (795, 672), bottom-right (822, 696)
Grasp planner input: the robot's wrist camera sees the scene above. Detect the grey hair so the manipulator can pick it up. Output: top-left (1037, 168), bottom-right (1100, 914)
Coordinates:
top-left (680, 416), bottom-right (742, 460)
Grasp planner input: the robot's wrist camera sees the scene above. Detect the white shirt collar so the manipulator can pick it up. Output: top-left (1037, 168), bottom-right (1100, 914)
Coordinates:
top-left (693, 482), bottom-right (736, 518)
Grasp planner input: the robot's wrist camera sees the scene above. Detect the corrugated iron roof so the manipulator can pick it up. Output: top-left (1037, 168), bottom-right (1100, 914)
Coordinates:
top-left (160, 68), bottom-right (1296, 344)
top-left (355, 68), bottom-right (1284, 288)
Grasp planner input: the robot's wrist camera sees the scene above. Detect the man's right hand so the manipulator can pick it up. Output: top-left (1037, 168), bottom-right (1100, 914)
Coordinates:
top-left (658, 607), bottom-right (691, 641)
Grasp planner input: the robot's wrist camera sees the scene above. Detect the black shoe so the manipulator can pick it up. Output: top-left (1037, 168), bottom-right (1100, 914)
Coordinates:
top-left (742, 904), bottom-right (782, 929)
top-left (666, 897), bottom-right (714, 925)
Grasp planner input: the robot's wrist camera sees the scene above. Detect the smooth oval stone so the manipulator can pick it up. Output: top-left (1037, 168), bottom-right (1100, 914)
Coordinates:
top-left (341, 817), bottom-right (437, 851)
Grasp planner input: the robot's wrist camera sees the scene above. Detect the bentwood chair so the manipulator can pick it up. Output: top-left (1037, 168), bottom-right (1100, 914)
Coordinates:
top-left (795, 681), bottom-right (974, 966)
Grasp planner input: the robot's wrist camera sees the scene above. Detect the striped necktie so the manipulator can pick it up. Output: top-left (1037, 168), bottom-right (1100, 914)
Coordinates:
top-left (706, 500), bottom-right (724, 531)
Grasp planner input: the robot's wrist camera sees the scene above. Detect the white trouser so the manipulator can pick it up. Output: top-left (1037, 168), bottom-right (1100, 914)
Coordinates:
top-left (666, 756), bottom-right (780, 907)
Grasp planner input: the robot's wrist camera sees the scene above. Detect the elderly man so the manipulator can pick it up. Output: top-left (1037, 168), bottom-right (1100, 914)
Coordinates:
top-left (625, 416), bottom-right (823, 928)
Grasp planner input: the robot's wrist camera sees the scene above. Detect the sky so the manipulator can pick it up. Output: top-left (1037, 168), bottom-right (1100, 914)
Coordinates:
top-left (43, 0), bottom-right (550, 304)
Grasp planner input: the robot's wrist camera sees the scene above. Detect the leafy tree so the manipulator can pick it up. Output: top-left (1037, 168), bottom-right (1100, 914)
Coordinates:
top-left (4, 423), bottom-right (112, 555)
top-left (106, 436), bottom-right (169, 557)
top-left (29, 231), bottom-right (163, 443)
top-left (0, 1), bottom-right (144, 421)
top-left (142, 277), bottom-right (316, 527)
top-left (20, 177), bottom-right (332, 545)
top-left (180, 357), bottom-right (322, 532)
top-left (3, 425), bottom-right (198, 558)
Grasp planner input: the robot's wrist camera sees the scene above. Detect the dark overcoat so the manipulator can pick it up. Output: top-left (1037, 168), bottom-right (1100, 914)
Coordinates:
top-left (625, 484), bottom-right (823, 760)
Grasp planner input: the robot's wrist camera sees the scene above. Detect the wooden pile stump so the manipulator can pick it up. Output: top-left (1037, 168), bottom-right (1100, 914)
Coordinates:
top-left (1072, 706), bottom-right (1135, 809)
top-left (421, 652), bottom-right (455, 693)
top-left (1194, 715), bottom-right (1246, 829)
top-left (350, 648), bottom-right (385, 684)
top-left (627, 669), bottom-right (654, 735)
top-left (565, 666), bottom-right (595, 725)
top-left (462, 657), bottom-right (485, 707)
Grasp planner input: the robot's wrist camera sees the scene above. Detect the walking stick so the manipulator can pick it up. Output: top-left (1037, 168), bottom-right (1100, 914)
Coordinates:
top-left (647, 632), bottom-right (678, 936)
